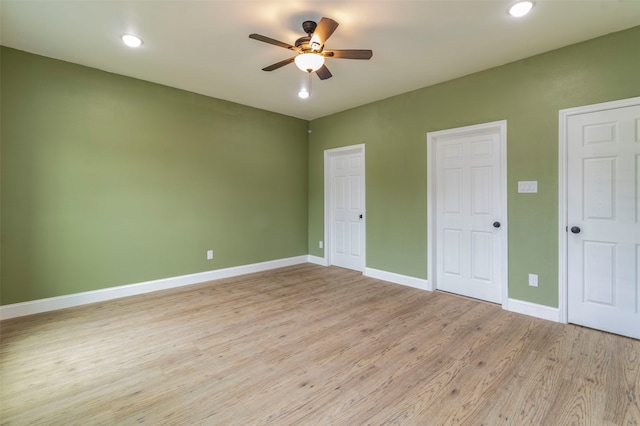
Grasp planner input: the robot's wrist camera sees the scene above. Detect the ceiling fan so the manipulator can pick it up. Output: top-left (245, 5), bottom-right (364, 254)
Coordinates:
top-left (249, 17), bottom-right (373, 80)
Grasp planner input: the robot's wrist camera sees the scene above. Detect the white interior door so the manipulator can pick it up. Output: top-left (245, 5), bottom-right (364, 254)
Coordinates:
top-left (429, 121), bottom-right (507, 304)
top-left (326, 145), bottom-right (365, 271)
top-left (566, 101), bottom-right (640, 339)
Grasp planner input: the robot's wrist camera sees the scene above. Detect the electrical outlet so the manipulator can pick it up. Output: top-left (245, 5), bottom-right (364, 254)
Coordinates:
top-left (207, 250), bottom-right (214, 260)
top-left (319, 241), bottom-right (323, 249)
top-left (528, 273), bottom-right (538, 287)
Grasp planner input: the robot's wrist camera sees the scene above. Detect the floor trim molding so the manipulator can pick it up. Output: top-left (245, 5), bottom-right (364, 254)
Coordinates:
top-left (0, 256), bottom-right (309, 320)
top-left (308, 255), bottom-right (328, 266)
top-left (1, 259), bottom-right (562, 324)
top-left (364, 267), bottom-right (430, 291)
top-left (506, 298), bottom-right (560, 322)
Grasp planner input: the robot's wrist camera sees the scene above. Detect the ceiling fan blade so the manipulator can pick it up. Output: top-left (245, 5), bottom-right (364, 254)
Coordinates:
top-left (249, 34), bottom-right (299, 51)
top-left (310, 17), bottom-right (339, 51)
top-left (262, 57), bottom-right (296, 71)
top-left (324, 49), bottom-right (373, 60)
top-left (316, 64), bottom-right (332, 80)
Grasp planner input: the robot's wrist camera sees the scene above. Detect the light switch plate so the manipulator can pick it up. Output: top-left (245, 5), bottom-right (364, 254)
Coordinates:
top-left (518, 181), bottom-right (538, 193)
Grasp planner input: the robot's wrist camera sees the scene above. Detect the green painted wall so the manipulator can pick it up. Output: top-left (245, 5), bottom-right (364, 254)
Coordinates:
top-left (2, 26), bottom-right (639, 308)
top-left (308, 26), bottom-right (640, 308)
top-left (1, 47), bottom-right (309, 305)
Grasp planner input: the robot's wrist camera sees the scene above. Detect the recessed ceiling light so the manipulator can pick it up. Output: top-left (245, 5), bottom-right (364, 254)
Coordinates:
top-left (509, 1), bottom-right (533, 17)
top-left (121, 34), bottom-right (142, 48)
top-left (298, 90), bottom-right (310, 99)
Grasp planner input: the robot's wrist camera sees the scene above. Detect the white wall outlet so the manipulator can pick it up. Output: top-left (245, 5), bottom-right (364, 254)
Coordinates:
top-left (319, 241), bottom-right (323, 249)
top-left (207, 250), bottom-right (214, 260)
top-left (528, 273), bottom-right (538, 287)
top-left (518, 181), bottom-right (538, 193)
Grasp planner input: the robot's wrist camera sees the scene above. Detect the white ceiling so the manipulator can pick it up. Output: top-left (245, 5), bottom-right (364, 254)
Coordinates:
top-left (2, 1), bottom-right (639, 120)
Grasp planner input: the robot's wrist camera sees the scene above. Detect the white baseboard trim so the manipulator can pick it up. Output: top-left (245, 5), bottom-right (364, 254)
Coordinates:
top-left (0, 255), bottom-right (309, 320)
top-left (1, 259), bottom-right (563, 325)
top-left (506, 298), bottom-right (560, 323)
top-left (364, 267), bottom-right (430, 291)
top-left (307, 255), bottom-right (328, 266)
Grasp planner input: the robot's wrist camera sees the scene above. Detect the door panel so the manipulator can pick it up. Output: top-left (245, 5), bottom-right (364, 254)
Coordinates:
top-left (582, 241), bottom-right (615, 305)
top-left (443, 168), bottom-right (462, 213)
top-left (567, 103), bottom-right (640, 339)
top-left (471, 231), bottom-right (492, 282)
top-left (329, 148), bottom-right (365, 271)
top-left (583, 157), bottom-right (615, 219)
top-left (434, 128), bottom-right (505, 304)
top-left (471, 166), bottom-right (492, 214)
top-left (443, 229), bottom-right (462, 276)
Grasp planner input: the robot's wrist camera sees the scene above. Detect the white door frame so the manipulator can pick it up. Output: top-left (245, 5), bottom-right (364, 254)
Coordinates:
top-left (324, 144), bottom-right (366, 270)
top-left (558, 96), bottom-right (640, 324)
top-left (427, 120), bottom-right (508, 307)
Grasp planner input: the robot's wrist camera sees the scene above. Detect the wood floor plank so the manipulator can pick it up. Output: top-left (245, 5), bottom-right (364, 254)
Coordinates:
top-left (1, 264), bottom-right (639, 425)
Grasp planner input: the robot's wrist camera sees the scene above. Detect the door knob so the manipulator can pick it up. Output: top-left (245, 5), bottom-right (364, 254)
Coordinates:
top-left (359, 214), bottom-right (363, 219)
top-left (571, 226), bottom-right (581, 234)
top-left (493, 221), bottom-right (501, 228)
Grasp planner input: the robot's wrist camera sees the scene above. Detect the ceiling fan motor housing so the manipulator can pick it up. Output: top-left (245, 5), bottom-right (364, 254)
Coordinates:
top-left (302, 20), bottom-right (317, 35)
top-left (295, 36), bottom-right (312, 52)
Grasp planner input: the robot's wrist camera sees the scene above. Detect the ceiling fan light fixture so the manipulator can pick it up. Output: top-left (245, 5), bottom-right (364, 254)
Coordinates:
top-left (294, 53), bottom-right (325, 72)
top-left (509, 1), bottom-right (533, 17)
top-left (121, 34), bottom-right (142, 47)
top-left (298, 89), bottom-right (310, 99)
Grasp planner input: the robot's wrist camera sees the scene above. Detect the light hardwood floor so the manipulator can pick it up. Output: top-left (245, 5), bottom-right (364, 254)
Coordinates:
top-left (1, 264), bottom-right (639, 425)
